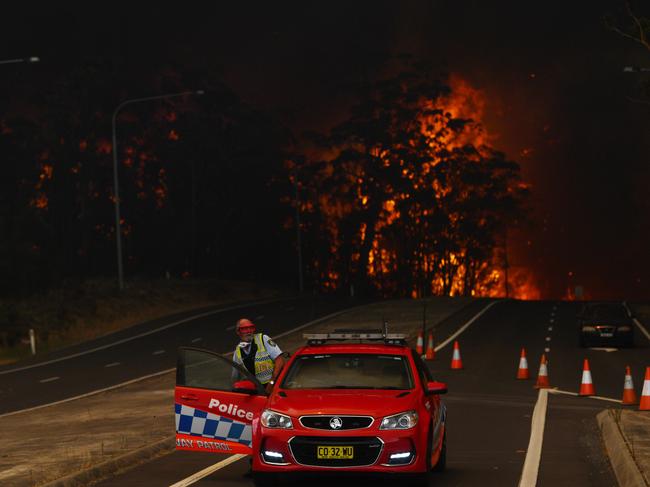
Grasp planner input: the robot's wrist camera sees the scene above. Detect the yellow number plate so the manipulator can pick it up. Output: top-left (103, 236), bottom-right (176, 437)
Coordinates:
top-left (317, 446), bottom-right (354, 459)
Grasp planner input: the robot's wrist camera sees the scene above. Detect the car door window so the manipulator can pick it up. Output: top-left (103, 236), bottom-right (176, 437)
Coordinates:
top-left (177, 347), bottom-right (264, 393)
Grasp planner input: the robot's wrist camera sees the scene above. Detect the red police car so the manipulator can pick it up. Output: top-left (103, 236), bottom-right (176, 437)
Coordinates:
top-left (175, 330), bottom-right (447, 486)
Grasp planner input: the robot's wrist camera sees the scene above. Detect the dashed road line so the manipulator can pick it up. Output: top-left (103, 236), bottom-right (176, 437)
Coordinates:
top-left (544, 347), bottom-right (550, 353)
top-left (1, 303), bottom-right (368, 418)
top-left (190, 337), bottom-right (202, 343)
top-left (254, 315), bottom-right (264, 320)
top-left (104, 362), bottom-right (121, 368)
top-left (548, 326), bottom-right (553, 331)
top-left (545, 336), bottom-right (551, 342)
top-left (39, 377), bottom-right (60, 383)
top-left (0, 296), bottom-right (294, 375)
top-left (152, 350), bottom-right (165, 355)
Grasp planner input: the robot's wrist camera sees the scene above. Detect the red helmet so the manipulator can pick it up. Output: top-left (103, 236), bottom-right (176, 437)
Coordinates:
top-left (236, 318), bottom-right (256, 334)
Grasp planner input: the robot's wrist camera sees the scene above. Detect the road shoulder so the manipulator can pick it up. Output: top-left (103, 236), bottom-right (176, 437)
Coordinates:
top-left (597, 409), bottom-right (650, 487)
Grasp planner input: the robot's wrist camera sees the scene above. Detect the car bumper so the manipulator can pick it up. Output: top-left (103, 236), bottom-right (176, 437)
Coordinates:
top-left (580, 330), bottom-right (633, 347)
top-left (252, 428), bottom-right (428, 473)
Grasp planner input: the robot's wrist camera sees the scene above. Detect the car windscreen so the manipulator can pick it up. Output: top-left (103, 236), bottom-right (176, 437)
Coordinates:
top-left (585, 306), bottom-right (628, 321)
top-left (281, 353), bottom-right (413, 390)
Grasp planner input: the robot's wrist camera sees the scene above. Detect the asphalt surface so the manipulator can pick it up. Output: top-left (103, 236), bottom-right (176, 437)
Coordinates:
top-left (90, 298), bottom-right (648, 487)
top-left (0, 295), bottom-right (356, 414)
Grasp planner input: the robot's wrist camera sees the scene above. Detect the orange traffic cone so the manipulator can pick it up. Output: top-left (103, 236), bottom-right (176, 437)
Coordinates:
top-left (639, 366), bottom-right (650, 411)
top-left (516, 348), bottom-right (529, 380)
top-left (450, 341), bottom-right (463, 369)
top-left (579, 359), bottom-right (595, 396)
top-left (622, 366), bottom-right (638, 405)
top-left (425, 332), bottom-right (435, 360)
top-left (416, 331), bottom-right (424, 355)
top-left (534, 354), bottom-right (550, 389)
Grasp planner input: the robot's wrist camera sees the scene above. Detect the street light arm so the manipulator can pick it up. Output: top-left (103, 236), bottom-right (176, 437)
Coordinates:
top-left (0, 57), bottom-right (40, 65)
top-left (113, 90), bottom-right (204, 119)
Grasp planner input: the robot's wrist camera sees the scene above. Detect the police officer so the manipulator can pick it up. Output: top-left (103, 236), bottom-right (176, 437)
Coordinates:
top-left (232, 318), bottom-right (285, 393)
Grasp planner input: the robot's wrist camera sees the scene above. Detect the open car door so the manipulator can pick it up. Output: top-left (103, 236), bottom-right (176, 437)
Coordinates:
top-left (175, 347), bottom-right (268, 454)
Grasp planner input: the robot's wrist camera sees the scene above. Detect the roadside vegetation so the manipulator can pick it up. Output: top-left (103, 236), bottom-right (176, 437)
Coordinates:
top-left (0, 278), bottom-right (288, 365)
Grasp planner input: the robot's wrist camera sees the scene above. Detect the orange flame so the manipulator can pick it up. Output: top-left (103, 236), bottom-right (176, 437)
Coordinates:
top-left (309, 74), bottom-right (533, 298)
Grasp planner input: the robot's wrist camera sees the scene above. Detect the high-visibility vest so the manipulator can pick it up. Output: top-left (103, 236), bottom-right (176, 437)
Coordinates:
top-left (235, 333), bottom-right (274, 384)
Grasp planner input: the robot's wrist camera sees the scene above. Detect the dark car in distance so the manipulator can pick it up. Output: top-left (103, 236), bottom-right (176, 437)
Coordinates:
top-left (578, 302), bottom-right (634, 348)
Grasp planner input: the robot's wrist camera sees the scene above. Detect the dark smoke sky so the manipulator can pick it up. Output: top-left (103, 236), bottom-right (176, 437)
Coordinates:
top-left (3, 1), bottom-right (649, 300)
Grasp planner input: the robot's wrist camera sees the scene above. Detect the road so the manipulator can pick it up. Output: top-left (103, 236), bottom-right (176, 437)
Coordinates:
top-left (90, 298), bottom-right (648, 487)
top-left (0, 295), bottom-right (355, 414)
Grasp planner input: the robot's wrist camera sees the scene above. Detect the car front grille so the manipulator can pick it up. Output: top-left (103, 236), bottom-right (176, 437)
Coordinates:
top-left (299, 415), bottom-right (373, 430)
top-left (289, 436), bottom-right (383, 467)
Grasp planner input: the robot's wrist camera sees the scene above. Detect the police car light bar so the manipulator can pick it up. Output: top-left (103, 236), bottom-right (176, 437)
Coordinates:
top-left (303, 331), bottom-right (407, 345)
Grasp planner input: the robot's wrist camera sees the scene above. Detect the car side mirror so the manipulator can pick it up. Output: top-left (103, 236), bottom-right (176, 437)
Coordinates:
top-left (233, 380), bottom-right (258, 394)
top-left (426, 381), bottom-right (447, 395)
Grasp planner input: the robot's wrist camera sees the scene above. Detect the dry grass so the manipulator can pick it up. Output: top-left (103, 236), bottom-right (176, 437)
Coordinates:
top-left (0, 277), bottom-right (289, 364)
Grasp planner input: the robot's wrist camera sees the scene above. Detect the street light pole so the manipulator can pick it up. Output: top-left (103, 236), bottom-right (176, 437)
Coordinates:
top-left (111, 90), bottom-right (204, 291)
top-left (293, 166), bottom-right (304, 293)
top-left (0, 57), bottom-right (40, 65)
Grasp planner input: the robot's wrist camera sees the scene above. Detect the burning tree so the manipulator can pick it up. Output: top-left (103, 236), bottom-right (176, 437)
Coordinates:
top-left (292, 68), bottom-right (529, 297)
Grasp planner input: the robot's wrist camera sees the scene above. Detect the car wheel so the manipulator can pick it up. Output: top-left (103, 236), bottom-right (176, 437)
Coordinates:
top-left (253, 472), bottom-right (279, 487)
top-left (410, 427), bottom-right (433, 486)
top-left (432, 429), bottom-right (446, 472)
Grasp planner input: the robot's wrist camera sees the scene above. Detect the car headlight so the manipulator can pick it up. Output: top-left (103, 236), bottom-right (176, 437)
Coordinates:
top-left (261, 410), bottom-right (293, 429)
top-left (380, 410), bottom-right (418, 430)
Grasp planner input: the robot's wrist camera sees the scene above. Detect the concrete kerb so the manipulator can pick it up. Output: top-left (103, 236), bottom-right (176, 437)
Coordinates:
top-left (597, 409), bottom-right (649, 487)
top-left (8, 297), bottom-right (476, 487)
top-left (40, 436), bottom-right (175, 487)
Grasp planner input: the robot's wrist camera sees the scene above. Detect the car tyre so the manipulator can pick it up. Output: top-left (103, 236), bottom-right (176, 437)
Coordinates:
top-left (253, 472), bottom-right (278, 487)
top-left (432, 429), bottom-right (446, 473)
top-left (411, 427), bottom-right (434, 487)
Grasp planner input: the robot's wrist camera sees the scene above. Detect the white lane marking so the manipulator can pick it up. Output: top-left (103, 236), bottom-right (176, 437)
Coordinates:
top-left (1, 303), bottom-right (369, 418)
top-left (190, 337), bottom-right (202, 343)
top-left (0, 297), bottom-right (294, 375)
top-left (0, 369), bottom-right (172, 419)
top-left (153, 350), bottom-right (165, 355)
top-left (169, 453), bottom-right (246, 487)
top-left (588, 347), bottom-right (618, 353)
top-left (104, 362), bottom-right (121, 368)
top-left (547, 326), bottom-right (553, 331)
top-left (255, 315), bottom-right (264, 320)
top-left (286, 306), bottom-right (295, 311)
top-left (39, 376), bottom-right (60, 383)
top-left (545, 336), bottom-right (551, 342)
top-left (544, 347), bottom-right (550, 353)
top-left (632, 318), bottom-right (650, 342)
top-left (549, 318), bottom-right (555, 323)
top-left (435, 301), bottom-right (501, 351)
top-left (622, 302), bottom-right (650, 342)
top-left (519, 388), bottom-right (548, 487)
top-left (548, 388), bottom-right (622, 403)
top-left (225, 324), bottom-right (235, 331)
